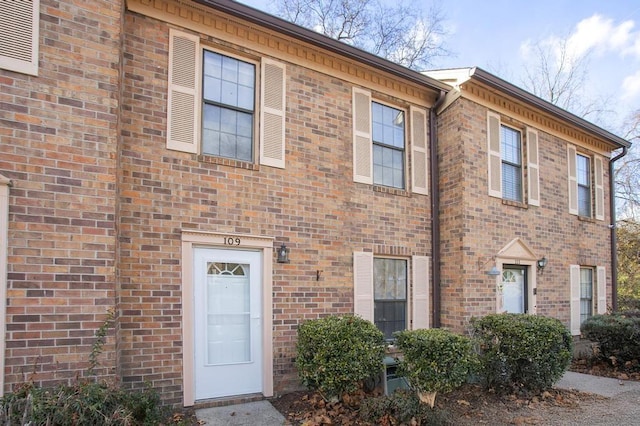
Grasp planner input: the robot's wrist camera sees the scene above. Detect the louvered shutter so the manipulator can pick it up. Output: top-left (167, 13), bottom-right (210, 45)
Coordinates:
top-left (570, 265), bottom-right (581, 335)
top-left (410, 106), bottom-right (429, 195)
top-left (567, 145), bottom-right (578, 215)
top-left (487, 111), bottom-right (502, 198)
top-left (594, 156), bottom-right (605, 221)
top-left (353, 252), bottom-right (374, 321)
top-left (597, 266), bottom-right (607, 314)
top-left (167, 29), bottom-right (199, 153)
top-left (526, 128), bottom-right (540, 206)
top-left (260, 59), bottom-right (286, 168)
top-left (0, 0), bottom-right (39, 76)
top-left (412, 256), bottom-right (430, 329)
top-left (353, 88), bottom-right (373, 184)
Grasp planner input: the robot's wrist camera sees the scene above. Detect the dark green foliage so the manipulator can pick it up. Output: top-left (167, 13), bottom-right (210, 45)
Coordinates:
top-left (0, 381), bottom-right (166, 426)
top-left (471, 314), bottom-right (572, 394)
top-left (395, 329), bottom-right (476, 395)
top-left (359, 390), bottom-right (451, 425)
top-left (581, 313), bottom-right (640, 363)
top-left (296, 315), bottom-right (386, 399)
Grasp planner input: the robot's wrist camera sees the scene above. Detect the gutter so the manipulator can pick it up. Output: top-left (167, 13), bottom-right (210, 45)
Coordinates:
top-left (430, 90), bottom-right (446, 328)
top-left (609, 146), bottom-right (628, 312)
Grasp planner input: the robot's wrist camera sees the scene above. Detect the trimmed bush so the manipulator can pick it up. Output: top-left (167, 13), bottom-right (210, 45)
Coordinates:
top-left (360, 389), bottom-right (451, 425)
top-left (395, 328), bottom-right (476, 407)
top-left (296, 315), bottom-right (386, 399)
top-left (581, 313), bottom-right (640, 363)
top-left (471, 314), bottom-right (572, 393)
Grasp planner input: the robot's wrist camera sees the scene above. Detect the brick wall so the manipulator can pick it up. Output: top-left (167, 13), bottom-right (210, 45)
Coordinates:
top-left (0, 0), bottom-right (122, 391)
top-left (119, 12), bottom-right (433, 402)
top-left (437, 97), bottom-right (611, 333)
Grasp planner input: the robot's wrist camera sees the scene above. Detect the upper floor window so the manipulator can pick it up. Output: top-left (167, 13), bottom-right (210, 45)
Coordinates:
top-left (487, 112), bottom-right (539, 206)
top-left (567, 145), bottom-right (604, 220)
top-left (501, 126), bottom-right (523, 202)
top-left (374, 258), bottom-right (407, 340)
top-left (202, 51), bottom-right (256, 162)
top-left (372, 102), bottom-right (405, 189)
top-left (352, 88), bottom-right (429, 195)
top-left (577, 154), bottom-right (592, 217)
top-left (166, 29), bottom-right (286, 168)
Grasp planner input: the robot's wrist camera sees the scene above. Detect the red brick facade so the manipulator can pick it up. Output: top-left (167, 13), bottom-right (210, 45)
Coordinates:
top-left (0, 0), bottom-right (628, 407)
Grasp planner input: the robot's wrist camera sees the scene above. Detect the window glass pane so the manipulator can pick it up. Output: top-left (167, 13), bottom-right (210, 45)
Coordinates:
top-left (502, 163), bottom-right (522, 202)
top-left (500, 126), bottom-right (522, 201)
top-left (577, 154), bottom-right (590, 186)
top-left (374, 258), bottom-right (407, 340)
top-left (501, 126), bottom-right (521, 165)
top-left (202, 51), bottom-right (255, 161)
top-left (372, 102), bottom-right (405, 188)
top-left (578, 185), bottom-right (591, 217)
top-left (580, 268), bottom-right (593, 324)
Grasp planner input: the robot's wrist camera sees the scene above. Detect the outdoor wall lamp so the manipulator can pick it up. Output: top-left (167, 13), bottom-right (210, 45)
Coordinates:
top-left (487, 266), bottom-right (501, 276)
top-left (537, 256), bottom-right (548, 273)
top-left (276, 243), bottom-right (290, 263)
top-left (478, 256), bottom-right (501, 276)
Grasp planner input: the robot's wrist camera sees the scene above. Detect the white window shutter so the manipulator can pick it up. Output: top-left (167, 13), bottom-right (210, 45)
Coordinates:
top-left (353, 88), bottom-right (373, 184)
top-left (410, 106), bottom-right (429, 195)
top-left (0, 0), bottom-right (39, 76)
top-left (570, 265), bottom-right (581, 335)
top-left (167, 29), bottom-right (199, 153)
top-left (526, 128), bottom-right (540, 206)
top-left (260, 58), bottom-right (286, 168)
top-left (567, 145), bottom-right (578, 215)
top-left (487, 111), bottom-right (502, 198)
top-left (594, 156), bottom-right (605, 221)
top-left (353, 252), bottom-right (374, 322)
top-left (597, 266), bottom-right (607, 314)
top-left (412, 256), bottom-right (430, 329)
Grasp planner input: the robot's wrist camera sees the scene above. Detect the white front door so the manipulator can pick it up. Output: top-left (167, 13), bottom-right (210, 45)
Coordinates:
top-left (193, 248), bottom-right (262, 399)
top-left (502, 266), bottom-right (527, 313)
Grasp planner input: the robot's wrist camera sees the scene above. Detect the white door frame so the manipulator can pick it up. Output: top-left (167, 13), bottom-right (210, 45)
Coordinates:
top-left (181, 231), bottom-right (273, 406)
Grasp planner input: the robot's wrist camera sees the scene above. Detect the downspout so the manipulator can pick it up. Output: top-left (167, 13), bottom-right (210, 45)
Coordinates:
top-left (609, 146), bottom-right (628, 312)
top-left (430, 90), bottom-right (446, 328)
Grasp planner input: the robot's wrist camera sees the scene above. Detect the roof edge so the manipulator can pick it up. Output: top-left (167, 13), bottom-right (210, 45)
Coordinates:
top-left (191, 0), bottom-right (451, 93)
top-left (470, 67), bottom-right (630, 149)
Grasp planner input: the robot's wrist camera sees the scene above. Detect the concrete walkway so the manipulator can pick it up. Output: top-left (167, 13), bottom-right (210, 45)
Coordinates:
top-left (555, 370), bottom-right (640, 397)
top-left (195, 371), bottom-right (640, 425)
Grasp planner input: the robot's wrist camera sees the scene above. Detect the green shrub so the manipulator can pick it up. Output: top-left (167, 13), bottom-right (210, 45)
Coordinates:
top-left (581, 313), bottom-right (640, 363)
top-left (360, 389), bottom-right (451, 426)
top-left (471, 314), bottom-right (572, 394)
top-left (0, 381), bottom-right (166, 426)
top-left (296, 315), bottom-right (386, 399)
top-left (395, 328), bottom-right (476, 407)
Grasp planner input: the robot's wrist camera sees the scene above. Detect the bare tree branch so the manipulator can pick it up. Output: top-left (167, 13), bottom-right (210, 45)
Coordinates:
top-left (273, 0), bottom-right (451, 70)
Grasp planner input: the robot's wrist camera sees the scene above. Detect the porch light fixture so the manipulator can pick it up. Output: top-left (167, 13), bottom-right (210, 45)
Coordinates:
top-left (537, 256), bottom-right (547, 273)
top-left (277, 243), bottom-right (290, 263)
top-left (487, 266), bottom-right (501, 276)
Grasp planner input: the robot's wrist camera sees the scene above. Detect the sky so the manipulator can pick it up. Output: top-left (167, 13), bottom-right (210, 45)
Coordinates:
top-left (238, 0), bottom-right (640, 136)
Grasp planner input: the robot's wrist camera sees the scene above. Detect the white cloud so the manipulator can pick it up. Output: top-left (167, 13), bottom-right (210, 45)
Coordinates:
top-left (622, 69), bottom-right (640, 100)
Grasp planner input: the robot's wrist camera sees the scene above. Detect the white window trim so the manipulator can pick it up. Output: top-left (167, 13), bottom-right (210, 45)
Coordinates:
top-left (371, 100), bottom-right (408, 191)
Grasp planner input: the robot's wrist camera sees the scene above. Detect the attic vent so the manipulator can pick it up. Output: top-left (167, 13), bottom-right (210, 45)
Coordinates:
top-left (0, 0), bottom-right (39, 75)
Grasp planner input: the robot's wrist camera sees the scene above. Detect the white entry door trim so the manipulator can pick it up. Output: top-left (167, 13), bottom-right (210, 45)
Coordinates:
top-left (181, 231), bottom-right (273, 406)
